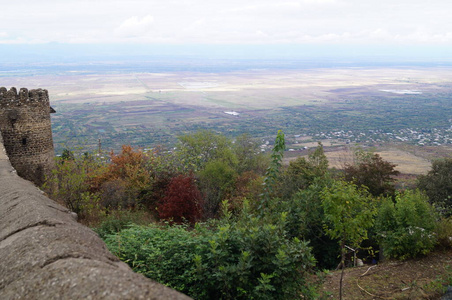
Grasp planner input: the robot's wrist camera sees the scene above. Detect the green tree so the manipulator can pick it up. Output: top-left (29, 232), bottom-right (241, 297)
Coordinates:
top-left (233, 133), bottom-right (267, 174)
top-left (176, 130), bottom-right (237, 172)
top-left (321, 181), bottom-right (376, 300)
top-left (280, 142), bottom-right (329, 199)
top-left (44, 155), bottom-right (103, 218)
top-left (288, 177), bottom-right (339, 269)
top-left (260, 130), bottom-right (285, 211)
top-left (199, 159), bottom-right (238, 218)
top-left (61, 148), bottom-right (75, 161)
top-left (344, 153), bottom-right (400, 197)
top-left (417, 158), bottom-right (452, 215)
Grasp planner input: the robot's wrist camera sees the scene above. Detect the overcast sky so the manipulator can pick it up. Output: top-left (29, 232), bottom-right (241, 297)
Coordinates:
top-left (1, 0), bottom-right (452, 60)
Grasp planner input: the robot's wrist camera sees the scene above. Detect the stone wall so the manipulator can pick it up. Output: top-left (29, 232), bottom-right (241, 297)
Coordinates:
top-left (0, 87), bottom-right (55, 186)
top-left (0, 132), bottom-right (191, 299)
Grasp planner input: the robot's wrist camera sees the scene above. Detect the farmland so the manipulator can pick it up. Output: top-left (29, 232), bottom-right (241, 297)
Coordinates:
top-left (2, 64), bottom-right (452, 174)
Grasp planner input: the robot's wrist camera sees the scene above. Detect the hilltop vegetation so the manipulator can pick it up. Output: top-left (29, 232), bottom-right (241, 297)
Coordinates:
top-left (43, 130), bottom-right (452, 299)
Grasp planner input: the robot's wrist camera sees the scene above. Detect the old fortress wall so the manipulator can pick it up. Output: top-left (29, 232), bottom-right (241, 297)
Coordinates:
top-left (0, 87), bottom-right (191, 299)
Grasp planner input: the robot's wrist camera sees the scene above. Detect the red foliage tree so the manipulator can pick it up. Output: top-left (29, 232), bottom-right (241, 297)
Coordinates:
top-left (158, 174), bottom-right (203, 224)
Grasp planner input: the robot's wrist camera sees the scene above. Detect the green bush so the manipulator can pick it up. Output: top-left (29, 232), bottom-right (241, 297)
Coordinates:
top-left (93, 209), bottom-right (150, 239)
top-left (435, 217), bottom-right (452, 249)
top-left (103, 203), bottom-right (316, 300)
top-left (375, 190), bottom-right (438, 259)
top-left (417, 158), bottom-right (452, 216)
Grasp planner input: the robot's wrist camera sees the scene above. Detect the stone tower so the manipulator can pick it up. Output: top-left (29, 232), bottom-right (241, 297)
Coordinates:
top-left (0, 87), bottom-right (55, 186)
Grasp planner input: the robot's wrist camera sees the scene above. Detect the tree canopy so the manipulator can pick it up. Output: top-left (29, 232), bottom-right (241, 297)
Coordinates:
top-left (417, 158), bottom-right (452, 215)
top-left (344, 153), bottom-right (400, 197)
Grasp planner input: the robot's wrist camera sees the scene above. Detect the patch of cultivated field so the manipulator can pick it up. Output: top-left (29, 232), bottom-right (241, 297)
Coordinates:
top-left (3, 67), bottom-right (452, 110)
top-left (5, 66), bottom-right (452, 154)
top-left (323, 148), bottom-right (431, 175)
top-left (286, 143), bottom-right (434, 175)
top-left (375, 149), bottom-right (432, 175)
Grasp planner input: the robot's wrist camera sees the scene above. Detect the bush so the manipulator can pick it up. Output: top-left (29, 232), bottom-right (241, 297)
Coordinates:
top-left (158, 174), bottom-right (203, 224)
top-left (417, 158), bottom-right (452, 216)
top-left (103, 202), bottom-right (316, 300)
top-left (375, 190), bottom-right (438, 259)
top-left (93, 209), bottom-right (151, 239)
top-left (44, 156), bottom-right (99, 215)
top-left (435, 217), bottom-right (452, 249)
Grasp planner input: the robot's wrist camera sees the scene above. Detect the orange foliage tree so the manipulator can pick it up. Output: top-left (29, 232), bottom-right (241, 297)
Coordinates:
top-left (89, 145), bottom-right (152, 209)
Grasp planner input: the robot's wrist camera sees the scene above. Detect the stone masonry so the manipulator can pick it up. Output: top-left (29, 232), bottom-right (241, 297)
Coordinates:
top-left (0, 87), bottom-right (55, 186)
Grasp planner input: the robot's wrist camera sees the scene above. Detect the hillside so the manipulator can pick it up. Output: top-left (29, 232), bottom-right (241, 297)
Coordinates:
top-left (321, 250), bottom-right (452, 299)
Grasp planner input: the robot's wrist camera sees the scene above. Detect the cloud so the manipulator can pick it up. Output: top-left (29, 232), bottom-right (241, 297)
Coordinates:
top-left (1, 0), bottom-right (452, 46)
top-left (114, 15), bottom-right (154, 38)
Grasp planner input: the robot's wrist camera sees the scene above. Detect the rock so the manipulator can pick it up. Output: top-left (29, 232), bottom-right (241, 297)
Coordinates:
top-left (356, 258), bottom-right (364, 267)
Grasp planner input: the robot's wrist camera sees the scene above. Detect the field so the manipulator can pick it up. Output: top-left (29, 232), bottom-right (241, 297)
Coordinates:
top-left (2, 65), bottom-right (452, 174)
top-left (5, 67), bottom-right (452, 107)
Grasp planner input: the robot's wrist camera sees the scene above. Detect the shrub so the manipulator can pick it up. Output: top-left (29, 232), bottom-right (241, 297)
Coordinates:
top-left (435, 217), bottom-right (452, 249)
top-left (375, 190), bottom-right (438, 259)
top-left (44, 157), bottom-right (98, 215)
top-left (93, 209), bottom-right (151, 239)
top-left (103, 202), bottom-right (316, 300)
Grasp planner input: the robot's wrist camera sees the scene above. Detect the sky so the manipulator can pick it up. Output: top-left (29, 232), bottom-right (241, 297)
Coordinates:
top-left (1, 0), bottom-right (452, 61)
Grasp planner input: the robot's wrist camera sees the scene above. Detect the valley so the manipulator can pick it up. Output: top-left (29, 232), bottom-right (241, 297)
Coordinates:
top-left (2, 64), bottom-right (452, 174)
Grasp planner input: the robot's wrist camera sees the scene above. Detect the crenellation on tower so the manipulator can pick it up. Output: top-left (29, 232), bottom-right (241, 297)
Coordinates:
top-left (19, 87), bottom-right (28, 100)
top-left (0, 86), bottom-right (55, 186)
top-left (1, 87), bottom-right (50, 107)
top-left (4, 87), bottom-right (18, 101)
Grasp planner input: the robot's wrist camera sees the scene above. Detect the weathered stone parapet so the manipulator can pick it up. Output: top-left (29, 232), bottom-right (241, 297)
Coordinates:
top-left (0, 135), bottom-right (191, 300)
top-left (0, 87), bottom-right (50, 107)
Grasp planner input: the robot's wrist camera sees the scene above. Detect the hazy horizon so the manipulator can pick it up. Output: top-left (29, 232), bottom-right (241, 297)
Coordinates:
top-left (2, 43), bottom-right (452, 64)
top-left (1, 1), bottom-right (452, 66)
